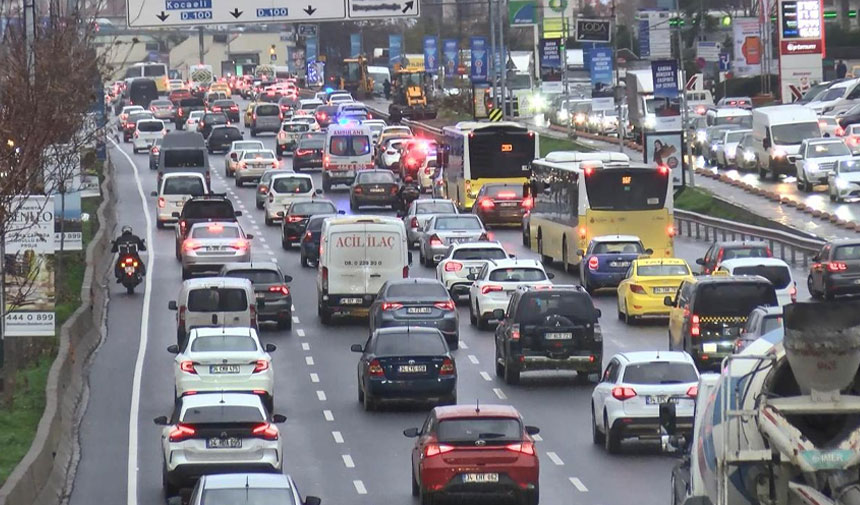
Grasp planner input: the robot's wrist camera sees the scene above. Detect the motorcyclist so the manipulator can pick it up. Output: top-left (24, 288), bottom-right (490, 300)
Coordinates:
top-left (111, 225), bottom-right (147, 281)
top-left (397, 176), bottom-right (421, 211)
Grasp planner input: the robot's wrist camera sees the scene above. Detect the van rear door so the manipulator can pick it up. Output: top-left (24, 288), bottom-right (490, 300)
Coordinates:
top-left (363, 222), bottom-right (404, 294)
top-left (328, 225), bottom-right (368, 296)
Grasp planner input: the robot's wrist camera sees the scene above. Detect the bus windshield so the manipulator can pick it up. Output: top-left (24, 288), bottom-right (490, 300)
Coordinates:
top-left (468, 127), bottom-right (534, 179)
top-left (585, 169), bottom-right (668, 211)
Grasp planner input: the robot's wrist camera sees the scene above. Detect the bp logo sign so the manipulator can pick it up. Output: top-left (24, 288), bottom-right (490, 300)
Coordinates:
top-left (547, 0), bottom-right (568, 12)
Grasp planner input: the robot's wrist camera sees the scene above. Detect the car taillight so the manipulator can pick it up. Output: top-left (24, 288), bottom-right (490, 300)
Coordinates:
top-left (231, 240), bottom-right (249, 251)
top-left (479, 232), bottom-right (490, 241)
top-left (481, 284), bottom-right (503, 295)
top-left (151, 146), bottom-right (160, 155)
top-left (587, 256), bottom-right (599, 270)
top-left (478, 197), bottom-right (495, 210)
top-left (179, 360), bottom-right (197, 374)
top-left (183, 240), bottom-right (201, 251)
top-left (278, 131), bottom-right (287, 140)
top-left (611, 386), bottom-right (637, 400)
top-left (230, 105), bottom-right (239, 111)
top-left (295, 148), bottom-right (311, 156)
top-left (321, 266), bottom-right (328, 291)
top-left (837, 126), bottom-right (845, 136)
top-left (579, 227), bottom-right (587, 238)
top-left (424, 443), bottom-right (455, 457)
top-left (303, 231), bottom-right (312, 242)
top-left (382, 302), bottom-right (403, 311)
top-left (510, 323), bottom-right (520, 341)
top-left (789, 282), bottom-right (797, 303)
top-left (354, 187), bottom-right (363, 194)
top-left (691, 314), bottom-right (700, 337)
top-left (258, 185), bottom-right (268, 194)
top-left (252, 114), bottom-right (257, 120)
top-left (522, 196), bottom-right (533, 209)
top-left (157, 197), bottom-right (166, 208)
top-left (409, 217), bottom-right (419, 229)
top-left (444, 261), bottom-right (463, 272)
top-left (269, 285), bottom-right (290, 296)
top-left (403, 266), bottom-right (409, 278)
top-left (828, 261), bottom-right (848, 272)
top-left (505, 441), bottom-right (535, 455)
top-left (252, 359), bottom-right (269, 373)
top-left (687, 385), bottom-right (698, 398)
top-left (434, 300), bottom-right (456, 311)
top-left (390, 186), bottom-right (398, 194)
top-left (439, 358), bottom-right (455, 375)
top-left (667, 225), bottom-right (676, 237)
top-left (287, 215), bottom-right (304, 223)
top-left (629, 284), bottom-right (646, 294)
top-left (369, 359), bottom-right (384, 376)
top-left (252, 422), bottom-right (279, 440)
top-left (429, 234), bottom-right (443, 247)
top-left (168, 423), bottom-right (196, 442)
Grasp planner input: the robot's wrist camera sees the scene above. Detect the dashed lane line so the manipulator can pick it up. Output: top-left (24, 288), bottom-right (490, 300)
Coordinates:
top-left (296, 329), bottom-right (306, 337)
top-left (316, 390), bottom-right (327, 401)
top-left (493, 388), bottom-right (507, 400)
top-left (459, 341), bottom-right (468, 349)
top-left (468, 354), bottom-right (479, 364)
top-left (546, 452), bottom-right (564, 466)
top-left (479, 371), bottom-right (492, 381)
top-left (332, 431), bottom-right (344, 443)
top-left (353, 480), bottom-right (367, 495)
top-left (323, 410), bottom-right (334, 421)
top-left (342, 454), bottom-right (355, 468)
top-left (310, 373), bottom-right (319, 383)
top-left (570, 477), bottom-right (588, 492)
top-left (301, 342), bottom-right (310, 351)
top-left (293, 315), bottom-right (300, 323)
top-left (532, 434), bottom-right (543, 441)
top-left (306, 356), bottom-right (315, 365)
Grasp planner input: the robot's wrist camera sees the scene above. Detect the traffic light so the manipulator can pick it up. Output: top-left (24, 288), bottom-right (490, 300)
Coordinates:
top-left (721, 15), bottom-right (732, 26)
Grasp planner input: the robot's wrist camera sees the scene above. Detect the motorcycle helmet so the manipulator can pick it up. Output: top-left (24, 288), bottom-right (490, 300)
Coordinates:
top-left (121, 225), bottom-right (133, 235)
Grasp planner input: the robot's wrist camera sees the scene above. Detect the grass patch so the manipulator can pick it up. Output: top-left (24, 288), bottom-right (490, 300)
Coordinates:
top-left (540, 136), bottom-right (595, 157)
top-left (436, 106), bottom-right (471, 122)
top-left (0, 357), bottom-right (50, 483)
top-left (675, 187), bottom-right (777, 228)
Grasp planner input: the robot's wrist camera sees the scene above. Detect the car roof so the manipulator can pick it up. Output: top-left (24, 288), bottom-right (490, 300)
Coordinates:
top-left (182, 276), bottom-right (252, 289)
top-left (807, 137), bottom-right (845, 144)
top-left (518, 284), bottom-right (583, 293)
top-left (488, 258), bottom-right (542, 269)
top-left (162, 172), bottom-right (205, 180)
top-left (271, 172), bottom-right (311, 180)
top-left (189, 221), bottom-right (240, 230)
top-left (714, 241), bottom-right (769, 248)
top-left (752, 305), bottom-right (784, 316)
top-left (180, 392), bottom-right (263, 409)
top-left (688, 275), bottom-right (772, 285)
top-left (591, 235), bottom-right (642, 243)
top-left (434, 404), bottom-right (521, 420)
top-left (450, 241), bottom-right (504, 250)
top-left (634, 257), bottom-right (688, 266)
top-left (828, 239), bottom-right (860, 246)
top-left (718, 257), bottom-right (790, 269)
top-left (202, 473), bottom-right (293, 490)
top-left (219, 261), bottom-right (280, 273)
top-left (386, 278), bottom-right (444, 287)
top-left (373, 326), bottom-right (444, 337)
top-left (416, 198), bottom-right (455, 205)
top-left (616, 350), bottom-right (695, 365)
top-left (191, 326), bottom-right (258, 338)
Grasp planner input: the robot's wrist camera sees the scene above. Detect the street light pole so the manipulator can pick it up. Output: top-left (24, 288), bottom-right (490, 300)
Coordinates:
top-left (612, 0), bottom-right (623, 152)
top-left (498, 0), bottom-right (507, 119)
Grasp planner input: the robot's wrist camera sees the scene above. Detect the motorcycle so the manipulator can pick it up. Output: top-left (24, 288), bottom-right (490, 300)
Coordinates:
top-left (397, 179), bottom-right (421, 212)
top-left (115, 243), bottom-right (144, 294)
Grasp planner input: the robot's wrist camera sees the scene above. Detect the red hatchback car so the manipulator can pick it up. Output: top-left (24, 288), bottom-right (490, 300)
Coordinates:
top-left (404, 404), bottom-right (540, 505)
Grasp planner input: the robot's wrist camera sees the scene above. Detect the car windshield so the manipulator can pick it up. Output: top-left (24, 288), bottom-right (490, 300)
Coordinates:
top-left (306, 216), bottom-right (332, 231)
top-left (189, 335), bottom-right (257, 352)
top-left (436, 418), bottom-right (522, 444)
top-left (708, 127), bottom-right (738, 141)
top-left (357, 172), bottom-right (395, 184)
top-left (272, 177), bottom-right (312, 193)
top-left (213, 100), bottom-right (234, 108)
top-left (183, 202), bottom-right (234, 219)
top-left (191, 224), bottom-right (240, 239)
top-left (187, 287), bottom-right (248, 312)
top-left (637, 264), bottom-right (691, 276)
top-left (204, 115), bottom-right (228, 124)
top-left (329, 135), bottom-right (371, 156)
top-left (592, 242), bottom-right (643, 254)
top-left (488, 268), bottom-right (546, 282)
top-left (373, 332), bottom-right (447, 355)
top-left (162, 177), bottom-right (205, 196)
top-left (815, 88), bottom-right (846, 102)
top-left (722, 246), bottom-right (771, 260)
top-left (696, 283), bottom-right (777, 316)
top-left (772, 122), bottom-right (821, 145)
top-left (282, 123), bottom-right (310, 133)
top-left (515, 292), bottom-right (596, 323)
top-left (452, 248), bottom-right (507, 260)
top-left (731, 265), bottom-right (791, 289)
top-left (839, 160), bottom-right (860, 173)
top-left (223, 269), bottom-right (282, 284)
top-left (714, 115), bottom-right (752, 128)
top-left (180, 405), bottom-right (263, 424)
top-left (256, 104), bottom-right (279, 116)
top-left (386, 283), bottom-right (448, 299)
top-left (622, 362), bottom-right (698, 385)
top-left (298, 139), bottom-right (324, 149)
top-left (234, 142), bottom-right (263, 151)
top-left (201, 489), bottom-right (296, 505)
top-left (435, 216), bottom-right (482, 231)
top-left (151, 100), bottom-right (171, 107)
top-left (725, 131), bottom-right (747, 143)
top-left (242, 151), bottom-right (276, 161)
top-left (416, 202), bottom-right (455, 214)
top-left (808, 142), bottom-right (851, 157)
top-left (291, 202), bottom-right (335, 214)
top-left (834, 245), bottom-right (860, 260)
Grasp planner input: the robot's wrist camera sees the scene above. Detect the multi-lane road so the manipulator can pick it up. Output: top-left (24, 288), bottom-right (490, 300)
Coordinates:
top-left (68, 102), bottom-right (812, 505)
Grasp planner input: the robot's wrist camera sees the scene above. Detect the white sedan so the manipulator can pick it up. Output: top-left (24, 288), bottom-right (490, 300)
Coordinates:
top-left (225, 140), bottom-right (265, 177)
top-left (591, 351), bottom-right (699, 454)
top-left (437, 241), bottom-right (509, 300)
top-left (168, 326), bottom-right (276, 410)
top-left (468, 258), bottom-right (553, 330)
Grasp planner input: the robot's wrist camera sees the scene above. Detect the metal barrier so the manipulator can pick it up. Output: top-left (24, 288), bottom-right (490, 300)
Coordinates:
top-left (674, 209), bottom-right (825, 266)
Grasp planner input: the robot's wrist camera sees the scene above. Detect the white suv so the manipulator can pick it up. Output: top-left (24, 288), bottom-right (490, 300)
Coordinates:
top-left (591, 351), bottom-right (699, 454)
top-left (155, 392), bottom-right (286, 498)
top-left (436, 241), bottom-right (509, 300)
top-left (468, 258), bottom-right (553, 330)
top-left (715, 257), bottom-right (796, 307)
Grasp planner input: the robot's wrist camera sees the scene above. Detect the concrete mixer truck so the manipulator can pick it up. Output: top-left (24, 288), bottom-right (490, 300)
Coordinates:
top-left (668, 301), bottom-right (860, 505)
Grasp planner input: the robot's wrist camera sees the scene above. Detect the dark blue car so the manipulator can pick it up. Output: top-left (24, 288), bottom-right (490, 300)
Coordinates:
top-left (299, 213), bottom-right (335, 268)
top-left (578, 235), bottom-right (649, 293)
top-left (351, 327), bottom-right (457, 411)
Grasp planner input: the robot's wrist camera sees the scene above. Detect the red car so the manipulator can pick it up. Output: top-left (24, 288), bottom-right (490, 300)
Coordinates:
top-left (404, 404), bottom-right (540, 505)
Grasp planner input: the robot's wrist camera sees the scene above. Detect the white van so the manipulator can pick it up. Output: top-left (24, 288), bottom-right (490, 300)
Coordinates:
top-left (264, 173), bottom-right (319, 226)
top-left (751, 105), bottom-right (821, 179)
top-left (322, 124), bottom-right (373, 191)
top-left (368, 65), bottom-right (391, 96)
top-left (150, 172), bottom-right (208, 228)
top-left (705, 107), bottom-right (752, 128)
top-left (317, 216), bottom-right (410, 323)
top-left (808, 78), bottom-right (860, 114)
top-left (168, 277), bottom-right (258, 348)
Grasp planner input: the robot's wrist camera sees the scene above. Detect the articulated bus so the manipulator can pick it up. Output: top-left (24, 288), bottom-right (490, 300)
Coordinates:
top-left (525, 151), bottom-right (675, 270)
top-left (440, 121), bottom-right (538, 211)
top-left (124, 62), bottom-right (170, 94)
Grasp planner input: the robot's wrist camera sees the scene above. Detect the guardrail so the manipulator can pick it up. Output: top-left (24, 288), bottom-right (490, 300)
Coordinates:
top-left (674, 209), bottom-right (825, 266)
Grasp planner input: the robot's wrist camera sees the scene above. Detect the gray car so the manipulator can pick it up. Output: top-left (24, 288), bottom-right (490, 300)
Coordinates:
top-left (418, 214), bottom-right (487, 267)
top-left (401, 198), bottom-right (458, 248)
top-left (250, 103), bottom-right (282, 136)
top-left (368, 279), bottom-right (459, 349)
top-left (219, 262), bottom-right (293, 330)
top-left (180, 221), bottom-right (253, 279)
top-left (733, 305), bottom-right (784, 353)
top-left (182, 473), bottom-right (320, 505)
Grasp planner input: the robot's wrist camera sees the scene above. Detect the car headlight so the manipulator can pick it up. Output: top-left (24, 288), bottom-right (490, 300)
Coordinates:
top-left (743, 151), bottom-right (756, 161)
top-left (530, 94), bottom-right (546, 111)
top-left (558, 110), bottom-right (569, 120)
top-left (696, 130), bottom-right (707, 142)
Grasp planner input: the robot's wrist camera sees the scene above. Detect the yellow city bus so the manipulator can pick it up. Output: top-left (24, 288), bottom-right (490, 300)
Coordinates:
top-left (440, 122), bottom-right (538, 211)
top-left (526, 152), bottom-right (675, 270)
top-left (124, 62), bottom-right (170, 94)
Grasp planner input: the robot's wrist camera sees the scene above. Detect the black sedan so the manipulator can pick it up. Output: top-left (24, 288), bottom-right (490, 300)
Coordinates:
top-left (300, 213), bottom-right (336, 267)
top-left (210, 99), bottom-right (240, 123)
top-left (206, 125), bottom-right (242, 153)
top-left (218, 262), bottom-right (293, 330)
top-left (369, 279), bottom-right (459, 349)
top-left (293, 136), bottom-right (324, 172)
top-left (351, 327), bottom-right (457, 411)
top-left (809, 239), bottom-right (860, 299)
top-left (472, 182), bottom-right (531, 227)
top-left (280, 199), bottom-right (339, 249)
top-left (197, 112), bottom-right (229, 139)
top-left (314, 105), bottom-right (339, 129)
top-left (350, 170), bottom-right (399, 211)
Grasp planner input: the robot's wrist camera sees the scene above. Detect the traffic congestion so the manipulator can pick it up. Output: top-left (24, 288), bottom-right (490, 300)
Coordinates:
top-left (83, 64), bottom-right (860, 505)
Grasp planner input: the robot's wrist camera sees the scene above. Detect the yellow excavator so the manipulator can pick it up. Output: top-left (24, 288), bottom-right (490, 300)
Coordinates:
top-left (388, 64), bottom-right (437, 120)
top-left (342, 56), bottom-right (373, 99)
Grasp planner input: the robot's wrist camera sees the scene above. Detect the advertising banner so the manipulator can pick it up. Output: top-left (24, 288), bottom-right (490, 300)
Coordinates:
top-left (470, 36), bottom-right (488, 83)
top-left (538, 37), bottom-right (563, 93)
top-left (589, 46), bottom-right (614, 110)
top-left (508, 0), bottom-right (536, 24)
top-left (644, 132), bottom-right (685, 187)
top-left (42, 144), bottom-right (83, 251)
top-left (651, 59), bottom-right (682, 131)
top-left (732, 18), bottom-right (762, 77)
top-left (350, 33), bottom-right (362, 57)
top-left (576, 19), bottom-right (611, 43)
top-left (442, 39), bottom-right (459, 79)
top-left (778, 0), bottom-right (824, 103)
top-left (643, 11), bottom-right (672, 59)
top-left (389, 34), bottom-right (403, 68)
top-left (305, 36), bottom-right (317, 63)
top-left (423, 36), bottom-right (438, 73)
top-left (5, 196), bottom-right (55, 337)
top-left (54, 191), bottom-right (82, 251)
top-left (638, 19), bottom-right (650, 58)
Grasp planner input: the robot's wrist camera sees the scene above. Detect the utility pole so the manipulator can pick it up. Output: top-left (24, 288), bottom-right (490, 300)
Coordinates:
top-left (198, 27), bottom-right (205, 64)
top-left (24, 0), bottom-right (36, 87)
top-left (489, 0), bottom-right (498, 108)
top-left (676, 0), bottom-right (691, 187)
top-left (612, 0), bottom-right (624, 152)
top-left (498, 0), bottom-right (507, 119)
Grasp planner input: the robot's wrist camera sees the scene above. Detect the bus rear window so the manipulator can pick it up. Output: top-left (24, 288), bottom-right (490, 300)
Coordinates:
top-left (469, 130), bottom-right (534, 179)
top-left (143, 65), bottom-right (166, 77)
top-left (163, 149), bottom-right (205, 168)
top-left (329, 135), bottom-right (371, 156)
top-left (584, 169), bottom-right (668, 211)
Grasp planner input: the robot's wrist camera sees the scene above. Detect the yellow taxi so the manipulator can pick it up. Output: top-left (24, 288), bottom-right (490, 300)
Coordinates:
top-left (244, 102), bottom-right (258, 127)
top-left (616, 257), bottom-right (693, 324)
top-left (210, 82), bottom-right (232, 98)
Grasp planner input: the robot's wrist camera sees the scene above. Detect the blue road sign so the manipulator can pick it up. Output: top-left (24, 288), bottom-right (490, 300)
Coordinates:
top-left (257, 7), bottom-right (288, 17)
top-left (719, 53), bottom-right (730, 71)
top-left (180, 10), bottom-right (211, 19)
top-left (165, 0), bottom-right (210, 10)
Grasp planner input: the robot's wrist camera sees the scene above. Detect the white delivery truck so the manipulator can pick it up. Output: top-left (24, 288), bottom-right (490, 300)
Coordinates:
top-left (751, 105), bottom-right (820, 180)
top-left (317, 216), bottom-right (411, 324)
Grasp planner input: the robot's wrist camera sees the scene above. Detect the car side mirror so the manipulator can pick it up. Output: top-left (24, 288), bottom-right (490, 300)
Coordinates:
top-left (492, 309), bottom-right (505, 320)
top-left (594, 308), bottom-right (602, 318)
top-left (466, 273), bottom-right (476, 281)
top-left (272, 414), bottom-right (287, 423)
top-left (576, 249), bottom-right (585, 257)
top-left (284, 275), bottom-right (293, 282)
top-left (167, 497), bottom-right (183, 505)
top-left (230, 153), bottom-right (238, 160)
top-left (166, 344), bottom-right (179, 354)
top-left (664, 296), bottom-right (674, 307)
top-left (168, 300), bottom-right (177, 311)
top-left (695, 258), bottom-right (705, 265)
top-left (235, 210), bottom-right (243, 216)
top-left (277, 211), bottom-right (285, 218)
top-left (171, 212), bottom-right (180, 218)
top-left (396, 211), bottom-right (404, 218)
top-left (153, 415), bottom-right (169, 425)
top-left (509, 253), bottom-right (516, 258)
top-left (304, 497), bottom-right (321, 505)
top-left (265, 343), bottom-right (277, 353)
top-left (525, 425), bottom-right (540, 436)
top-left (246, 234), bottom-right (254, 240)
top-left (150, 191), bottom-right (157, 197)
top-left (547, 272), bottom-right (555, 279)
top-left (763, 138), bottom-right (771, 149)
top-left (315, 189), bottom-right (323, 195)
top-left (403, 427), bottom-right (420, 438)
top-left (350, 344), bottom-right (364, 353)
top-left (645, 248), bottom-right (654, 255)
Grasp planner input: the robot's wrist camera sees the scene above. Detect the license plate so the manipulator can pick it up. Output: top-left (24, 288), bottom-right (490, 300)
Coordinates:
top-left (407, 307), bottom-right (432, 314)
top-left (610, 261), bottom-right (631, 268)
top-left (646, 395), bottom-right (679, 405)
top-left (206, 437), bottom-right (242, 449)
top-left (209, 364), bottom-right (240, 374)
top-left (653, 287), bottom-right (676, 294)
top-left (498, 201), bottom-right (518, 207)
top-left (369, 187), bottom-right (385, 193)
top-left (722, 327), bottom-right (737, 337)
top-left (398, 364), bottom-right (427, 373)
top-left (469, 267), bottom-right (481, 275)
top-left (342, 297), bottom-right (362, 305)
top-left (463, 473), bottom-right (499, 484)
top-left (545, 332), bottom-right (573, 340)
top-left (124, 266), bottom-right (135, 275)
top-left (703, 343), bottom-right (718, 353)
top-left (854, 279), bottom-right (860, 285)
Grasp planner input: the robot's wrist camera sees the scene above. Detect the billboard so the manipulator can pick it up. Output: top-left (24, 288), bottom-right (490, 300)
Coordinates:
top-left (350, 33), bottom-right (362, 58)
top-left (424, 36), bottom-right (438, 73)
top-left (778, 0), bottom-right (823, 103)
top-left (539, 37), bottom-right (563, 93)
top-left (470, 37), bottom-right (488, 83)
top-left (644, 132), bottom-right (685, 187)
top-left (389, 34), bottom-right (402, 68)
top-left (576, 19), bottom-right (611, 43)
top-left (651, 60), bottom-right (682, 131)
top-left (442, 39), bottom-right (459, 79)
top-left (508, 0), bottom-right (536, 25)
top-left (640, 11), bottom-right (671, 59)
top-left (733, 18), bottom-right (762, 77)
top-left (589, 46), bottom-right (614, 110)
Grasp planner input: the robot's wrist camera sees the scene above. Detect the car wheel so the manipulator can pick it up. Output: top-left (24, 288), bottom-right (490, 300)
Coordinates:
top-left (411, 462), bottom-right (420, 497)
top-left (503, 359), bottom-right (520, 384)
top-left (448, 338), bottom-right (459, 350)
top-left (320, 305), bottom-right (331, 325)
top-left (322, 177), bottom-right (331, 192)
top-left (575, 371), bottom-right (591, 384)
top-left (181, 267), bottom-right (191, 280)
top-left (524, 484), bottom-right (539, 505)
top-left (495, 357), bottom-right (505, 377)
top-left (162, 467), bottom-right (180, 498)
top-left (419, 486), bottom-right (434, 505)
top-left (476, 304), bottom-right (489, 330)
top-left (363, 389), bottom-right (376, 411)
top-left (592, 405), bottom-right (604, 444)
top-left (265, 215), bottom-right (273, 226)
top-left (808, 275), bottom-right (819, 299)
top-left (281, 237), bottom-right (290, 250)
top-left (277, 316), bottom-right (291, 331)
top-left (757, 162), bottom-right (767, 180)
top-left (522, 224), bottom-right (530, 247)
top-left (256, 200), bottom-right (264, 210)
top-left (235, 177), bottom-right (242, 188)
top-left (357, 381), bottom-right (364, 402)
top-left (604, 412), bottom-right (621, 454)
top-left (623, 302), bottom-right (633, 325)
top-left (251, 129), bottom-right (257, 137)
top-left (349, 198), bottom-right (357, 211)
top-left (301, 254), bottom-right (309, 267)
top-left (156, 220), bottom-right (164, 230)
top-left (538, 235), bottom-right (552, 265)
top-left (469, 300), bottom-right (477, 326)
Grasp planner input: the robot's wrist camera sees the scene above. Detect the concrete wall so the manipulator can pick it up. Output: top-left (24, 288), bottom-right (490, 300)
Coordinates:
top-left (170, 33), bottom-right (289, 78)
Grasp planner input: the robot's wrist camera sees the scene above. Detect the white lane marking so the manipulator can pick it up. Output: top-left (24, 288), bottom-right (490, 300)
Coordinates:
top-left (342, 454), bottom-right (355, 468)
top-left (310, 373), bottom-right (319, 383)
top-left (570, 477), bottom-right (588, 492)
top-left (323, 410), bottom-right (334, 421)
top-left (459, 341), bottom-right (468, 349)
top-left (479, 371), bottom-right (492, 381)
top-left (493, 388), bottom-right (507, 400)
top-left (258, 236), bottom-right (266, 243)
top-left (113, 139), bottom-right (155, 505)
top-left (316, 390), bottom-right (327, 401)
top-left (353, 480), bottom-right (367, 495)
top-left (532, 434), bottom-right (543, 441)
top-left (301, 342), bottom-right (310, 351)
top-left (296, 328), bottom-right (306, 337)
top-left (268, 251), bottom-right (276, 257)
top-left (468, 354), bottom-right (479, 364)
top-left (306, 356), bottom-right (315, 365)
top-left (292, 315), bottom-right (300, 323)
top-left (333, 431), bottom-right (344, 443)
top-left (547, 451), bottom-right (564, 466)
top-left (291, 304), bottom-right (296, 311)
